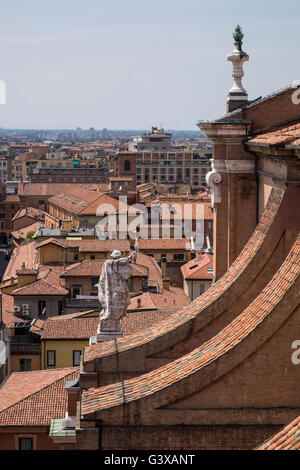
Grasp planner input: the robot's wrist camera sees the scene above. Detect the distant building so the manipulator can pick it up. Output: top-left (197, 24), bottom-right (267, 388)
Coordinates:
top-left (118, 148), bottom-right (211, 190)
top-left (181, 253), bottom-right (213, 301)
top-left (129, 127), bottom-right (171, 152)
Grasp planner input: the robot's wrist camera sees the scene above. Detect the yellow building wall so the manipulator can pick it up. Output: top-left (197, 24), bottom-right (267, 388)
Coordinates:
top-left (11, 354), bottom-right (41, 372)
top-left (39, 244), bottom-right (64, 264)
top-left (63, 276), bottom-right (97, 296)
top-left (183, 278), bottom-right (212, 301)
top-left (41, 340), bottom-right (89, 369)
top-left (39, 242), bottom-right (130, 265)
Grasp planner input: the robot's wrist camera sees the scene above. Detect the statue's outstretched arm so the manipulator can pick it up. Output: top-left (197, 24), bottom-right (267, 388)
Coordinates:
top-left (117, 249), bottom-right (137, 265)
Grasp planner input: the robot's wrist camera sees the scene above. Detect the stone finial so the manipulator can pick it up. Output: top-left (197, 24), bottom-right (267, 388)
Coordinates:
top-left (226, 25), bottom-right (249, 112)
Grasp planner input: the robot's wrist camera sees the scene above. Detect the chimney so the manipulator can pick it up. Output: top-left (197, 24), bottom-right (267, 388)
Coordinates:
top-left (137, 298), bottom-right (142, 308)
top-left (226, 25), bottom-right (249, 113)
top-left (163, 277), bottom-right (170, 291)
top-left (15, 268), bottom-right (38, 287)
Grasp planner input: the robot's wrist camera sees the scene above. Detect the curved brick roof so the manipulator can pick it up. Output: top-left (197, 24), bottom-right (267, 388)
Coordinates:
top-left (256, 415), bottom-right (300, 450)
top-left (81, 233), bottom-right (300, 416)
top-left (83, 186), bottom-right (285, 365)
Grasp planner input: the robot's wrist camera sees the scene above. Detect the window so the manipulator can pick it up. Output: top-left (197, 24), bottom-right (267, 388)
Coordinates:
top-left (73, 350), bottom-right (81, 366)
top-left (19, 359), bottom-right (31, 372)
top-left (19, 438), bottom-right (33, 451)
top-left (124, 160), bottom-right (131, 172)
top-left (71, 286), bottom-right (81, 298)
top-left (73, 254), bottom-right (79, 261)
top-left (38, 300), bottom-right (46, 316)
top-left (90, 255), bottom-right (95, 260)
top-left (199, 284), bottom-right (205, 295)
top-left (91, 277), bottom-right (98, 290)
top-left (173, 253), bottom-right (185, 261)
top-left (47, 350), bottom-right (56, 367)
top-left (177, 168), bottom-right (182, 182)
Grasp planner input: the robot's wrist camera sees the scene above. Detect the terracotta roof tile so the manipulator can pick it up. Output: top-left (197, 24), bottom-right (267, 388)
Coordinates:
top-left (0, 368), bottom-right (78, 426)
top-left (41, 317), bottom-right (99, 339)
top-left (35, 238), bottom-right (130, 252)
top-left (249, 121), bottom-right (300, 147)
top-left (61, 258), bottom-right (147, 278)
top-left (11, 222), bottom-right (41, 242)
top-left (12, 268), bottom-right (68, 296)
top-left (2, 242), bottom-right (39, 281)
top-left (181, 253), bottom-right (213, 280)
top-left (12, 207), bottom-right (44, 222)
top-left (1, 294), bottom-right (22, 328)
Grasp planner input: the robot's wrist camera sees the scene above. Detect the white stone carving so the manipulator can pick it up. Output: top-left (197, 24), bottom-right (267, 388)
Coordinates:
top-left (206, 170), bottom-right (222, 207)
top-left (97, 248), bottom-right (137, 342)
top-left (227, 42), bottom-right (249, 100)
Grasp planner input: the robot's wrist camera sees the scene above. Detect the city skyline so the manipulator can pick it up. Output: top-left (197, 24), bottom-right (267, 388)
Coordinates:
top-left (0, 0), bottom-right (299, 129)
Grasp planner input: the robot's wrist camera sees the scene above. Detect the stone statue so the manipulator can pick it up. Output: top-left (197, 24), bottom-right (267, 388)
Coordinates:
top-left (97, 248), bottom-right (137, 342)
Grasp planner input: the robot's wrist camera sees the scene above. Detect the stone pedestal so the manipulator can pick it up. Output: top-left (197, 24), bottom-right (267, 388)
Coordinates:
top-left (96, 318), bottom-right (124, 343)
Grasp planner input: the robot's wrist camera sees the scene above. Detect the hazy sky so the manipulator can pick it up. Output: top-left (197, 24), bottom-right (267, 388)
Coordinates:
top-left (0, 0), bottom-right (299, 130)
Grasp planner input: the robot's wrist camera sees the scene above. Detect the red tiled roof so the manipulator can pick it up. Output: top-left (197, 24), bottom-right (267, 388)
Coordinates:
top-left (61, 258), bottom-right (147, 278)
top-left (41, 317), bottom-right (99, 339)
top-left (2, 242), bottom-right (39, 281)
top-left (256, 415), bottom-right (300, 450)
top-left (18, 183), bottom-right (104, 197)
top-left (181, 253), bottom-right (213, 280)
top-left (249, 121), bottom-right (300, 147)
top-left (81, 233), bottom-right (300, 416)
top-left (136, 252), bottom-right (163, 290)
top-left (1, 294), bottom-right (22, 328)
top-left (12, 268), bottom-right (68, 297)
top-left (35, 238), bottom-right (130, 252)
top-left (31, 307), bottom-right (175, 339)
top-left (11, 222), bottom-right (41, 242)
top-left (0, 368), bottom-right (78, 426)
top-left (121, 309), bottom-right (174, 336)
top-left (12, 207), bottom-right (44, 222)
top-left (30, 318), bottom-right (46, 336)
top-left (128, 287), bottom-right (189, 312)
top-left (49, 191), bottom-right (129, 216)
top-left (83, 186), bottom-right (285, 364)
